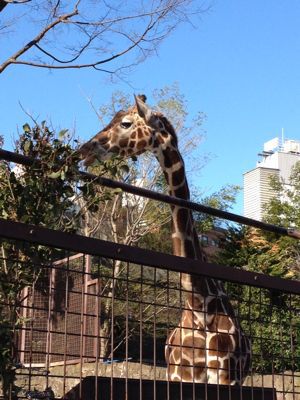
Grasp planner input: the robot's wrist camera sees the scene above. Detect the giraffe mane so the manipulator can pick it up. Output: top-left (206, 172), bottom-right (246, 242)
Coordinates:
top-left (156, 113), bottom-right (178, 145)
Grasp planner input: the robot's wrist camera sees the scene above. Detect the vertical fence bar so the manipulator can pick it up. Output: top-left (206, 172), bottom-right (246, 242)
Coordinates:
top-left (153, 267), bottom-right (156, 400)
top-left (79, 254), bottom-right (85, 400)
top-left (139, 264), bottom-right (144, 400)
top-left (125, 262), bottom-right (129, 400)
top-left (27, 280), bottom-right (36, 392)
top-left (166, 268), bottom-right (170, 400)
top-left (19, 286), bottom-right (28, 366)
top-left (110, 259), bottom-right (115, 400)
top-left (45, 264), bottom-right (55, 388)
top-left (96, 256), bottom-right (102, 400)
top-left (248, 285), bottom-right (254, 400)
top-left (62, 255), bottom-right (70, 398)
top-left (289, 293), bottom-right (296, 400)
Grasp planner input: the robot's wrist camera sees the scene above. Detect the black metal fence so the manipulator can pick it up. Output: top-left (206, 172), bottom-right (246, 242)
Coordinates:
top-left (1, 149), bottom-right (300, 399)
top-left (1, 218), bottom-right (300, 399)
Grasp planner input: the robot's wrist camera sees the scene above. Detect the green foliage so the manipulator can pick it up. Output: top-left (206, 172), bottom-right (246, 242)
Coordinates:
top-left (1, 124), bottom-right (79, 229)
top-left (264, 161), bottom-right (300, 229)
top-left (216, 225), bottom-right (257, 267)
top-left (218, 227), bottom-right (300, 374)
top-left (0, 122), bottom-right (101, 398)
top-left (139, 223), bottom-right (172, 254)
top-left (217, 162), bottom-right (300, 374)
top-left (193, 184), bottom-right (241, 233)
top-left (261, 162), bottom-right (300, 279)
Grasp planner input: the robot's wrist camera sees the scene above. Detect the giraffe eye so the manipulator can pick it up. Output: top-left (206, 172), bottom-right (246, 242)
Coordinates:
top-left (120, 121), bottom-right (132, 129)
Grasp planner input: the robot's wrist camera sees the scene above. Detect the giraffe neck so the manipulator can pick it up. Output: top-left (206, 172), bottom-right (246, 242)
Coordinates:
top-left (155, 142), bottom-right (207, 291)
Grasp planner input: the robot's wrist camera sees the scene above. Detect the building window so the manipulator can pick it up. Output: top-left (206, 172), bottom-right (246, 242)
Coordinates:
top-left (201, 235), bottom-right (209, 246)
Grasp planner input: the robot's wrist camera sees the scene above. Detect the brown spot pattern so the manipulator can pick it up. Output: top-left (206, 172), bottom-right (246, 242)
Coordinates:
top-left (208, 333), bottom-right (233, 356)
top-left (208, 360), bottom-right (220, 370)
top-left (96, 134), bottom-right (109, 145)
top-left (183, 334), bottom-right (205, 351)
top-left (181, 367), bottom-right (193, 381)
top-left (163, 149), bottom-right (181, 168)
top-left (137, 128), bottom-right (143, 138)
top-left (207, 297), bottom-right (224, 315)
top-left (119, 138), bottom-right (128, 148)
top-left (209, 314), bottom-right (234, 332)
top-left (137, 140), bottom-right (147, 150)
top-left (174, 184), bottom-right (189, 199)
top-left (177, 208), bottom-right (189, 232)
top-left (184, 238), bottom-right (196, 258)
top-left (172, 167), bottom-right (185, 186)
top-left (109, 146), bottom-right (120, 154)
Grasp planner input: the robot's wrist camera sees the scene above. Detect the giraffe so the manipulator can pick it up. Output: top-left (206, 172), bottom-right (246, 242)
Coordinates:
top-left (79, 95), bottom-right (251, 385)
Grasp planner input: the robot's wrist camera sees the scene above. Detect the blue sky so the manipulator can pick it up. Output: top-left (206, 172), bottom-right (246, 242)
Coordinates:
top-left (1, 1), bottom-right (300, 215)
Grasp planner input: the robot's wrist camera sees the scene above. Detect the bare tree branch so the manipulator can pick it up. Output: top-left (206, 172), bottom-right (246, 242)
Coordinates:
top-left (0, 2), bottom-right (80, 73)
top-left (0, 0), bottom-right (205, 74)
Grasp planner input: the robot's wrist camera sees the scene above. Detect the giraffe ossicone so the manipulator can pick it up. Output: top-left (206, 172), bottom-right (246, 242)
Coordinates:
top-left (80, 95), bottom-right (251, 384)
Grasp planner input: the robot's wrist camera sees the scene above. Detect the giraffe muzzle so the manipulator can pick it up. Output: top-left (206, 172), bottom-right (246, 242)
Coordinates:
top-left (79, 140), bottom-right (109, 166)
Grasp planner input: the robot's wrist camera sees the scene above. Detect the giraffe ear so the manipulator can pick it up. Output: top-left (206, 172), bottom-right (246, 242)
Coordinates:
top-left (134, 94), bottom-right (153, 122)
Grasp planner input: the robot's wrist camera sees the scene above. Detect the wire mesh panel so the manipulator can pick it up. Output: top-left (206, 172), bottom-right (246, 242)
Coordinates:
top-left (17, 254), bottom-right (98, 366)
top-left (1, 221), bottom-right (300, 399)
top-left (19, 278), bottom-right (50, 366)
top-left (49, 254), bottom-right (86, 365)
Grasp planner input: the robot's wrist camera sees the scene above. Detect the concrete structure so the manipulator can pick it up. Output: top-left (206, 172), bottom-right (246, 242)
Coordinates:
top-left (244, 137), bottom-right (300, 221)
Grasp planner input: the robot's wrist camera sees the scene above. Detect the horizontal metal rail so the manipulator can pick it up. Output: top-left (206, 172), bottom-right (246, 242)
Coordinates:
top-left (1, 148), bottom-right (300, 239)
top-left (1, 217), bottom-right (300, 295)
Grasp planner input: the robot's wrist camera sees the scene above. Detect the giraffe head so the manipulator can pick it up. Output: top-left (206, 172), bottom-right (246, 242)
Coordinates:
top-left (80, 95), bottom-right (178, 166)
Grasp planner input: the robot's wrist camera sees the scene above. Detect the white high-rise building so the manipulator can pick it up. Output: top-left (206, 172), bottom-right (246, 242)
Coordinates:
top-left (243, 137), bottom-right (300, 221)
